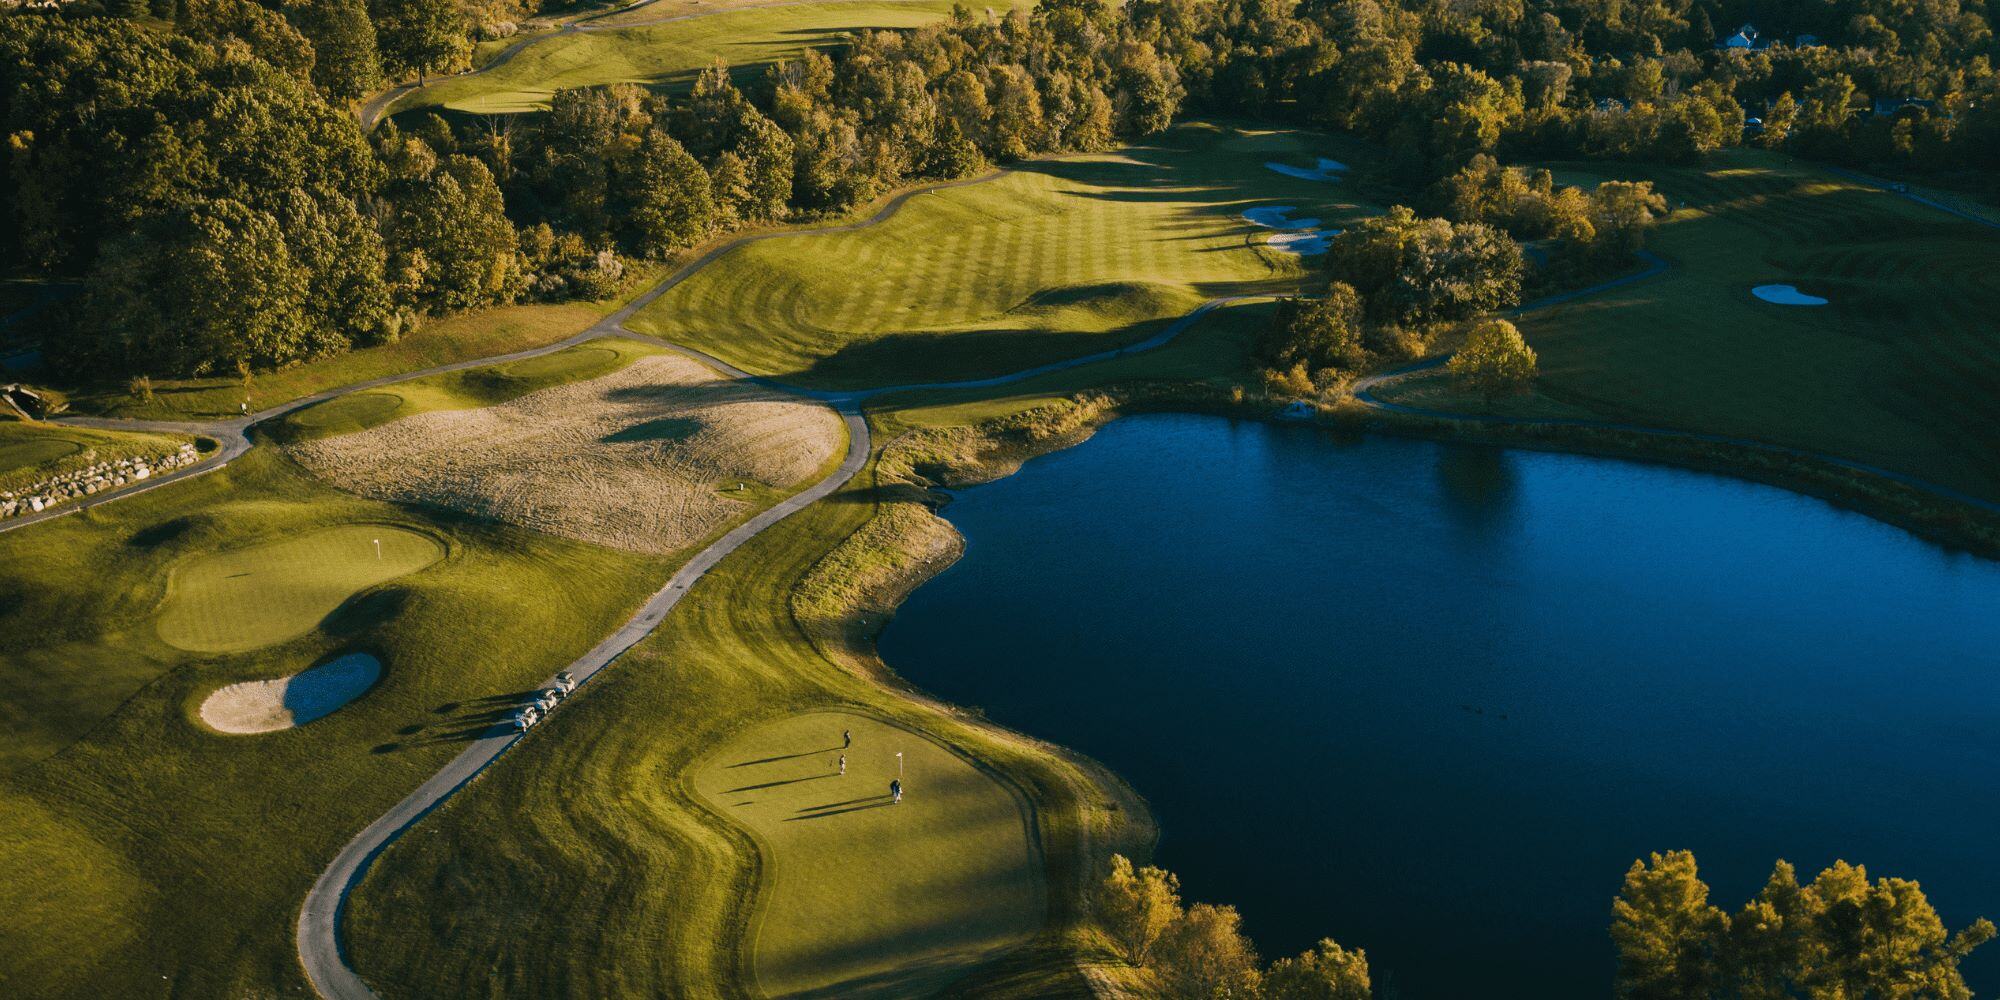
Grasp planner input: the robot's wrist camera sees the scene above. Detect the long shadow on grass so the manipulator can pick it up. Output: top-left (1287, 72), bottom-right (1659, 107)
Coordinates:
top-left (728, 773), bottom-right (834, 793)
top-left (729, 745), bottom-right (842, 767)
top-left (786, 797), bottom-right (895, 821)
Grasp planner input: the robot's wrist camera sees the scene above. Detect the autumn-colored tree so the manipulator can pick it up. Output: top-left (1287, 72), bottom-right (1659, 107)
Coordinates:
top-left (1263, 939), bottom-right (1372, 1000)
top-left (1447, 318), bottom-right (1538, 401)
top-left (1150, 903), bottom-right (1263, 1000)
top-left (1097, 854), bottom-right (1182, 965)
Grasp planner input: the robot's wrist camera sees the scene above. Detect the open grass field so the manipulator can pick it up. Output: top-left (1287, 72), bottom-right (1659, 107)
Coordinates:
top-left (154, 524), bottom-right (446, 653)
top-left (49, 269), bottom-right (657, 420)
top-left (689, 711), bottom-right (1045, 998)
top-left (0, 420), bottom-right (194, 494)
top-left (1387, 148), bottom-right (2000, 503)
top-left (393, 0), bottom-right (1010, 117)
top-left (287, 346), bottom-right (845, 555)
top-left (630, 123), bottom-right (1374, 389)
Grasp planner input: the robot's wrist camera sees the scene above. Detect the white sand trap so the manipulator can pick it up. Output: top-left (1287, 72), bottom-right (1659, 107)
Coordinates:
top-left (1268, 229), bottom-right (1339, 255)
top-left (1243, 205), bottom-right (1323, 229)
top-left (1752, 284), bottom-right (1829, 306)
top-left (1266, 158), bottom-right (1348, 182)
top-left (199, 653), bottom-right (381, 734)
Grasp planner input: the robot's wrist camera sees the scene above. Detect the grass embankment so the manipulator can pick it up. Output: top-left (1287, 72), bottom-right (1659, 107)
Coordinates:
top-left (629, 123), bottom-right (1375, 388)
top-left (52, 269), bottom-right (657, 421)
top-left (0, 419), bottom-right (195, 494)
top-left (394, 0), bottom-right (1010, 117)
top-left (341, 389), bottom-right (1163, 997)
top-left (1383, 148), bottom-right (2000, 504)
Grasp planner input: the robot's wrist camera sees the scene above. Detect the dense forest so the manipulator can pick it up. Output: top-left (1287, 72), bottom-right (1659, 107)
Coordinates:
top-left (1, 0), bottom-right (1994, 377)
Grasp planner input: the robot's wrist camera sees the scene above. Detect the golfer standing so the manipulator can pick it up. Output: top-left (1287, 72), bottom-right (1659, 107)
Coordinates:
top-left (837, 754), bottom-right (846, 776)
top-left (842, 729), bottom-right (852, 750)
top-left (890, 779), bottom-right (902, 805)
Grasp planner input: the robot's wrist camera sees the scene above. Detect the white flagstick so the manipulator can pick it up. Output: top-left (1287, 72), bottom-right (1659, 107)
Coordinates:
top-left (896, 751), bottom-right (903, 778)
top-left (373, 538), bottom-right (381, 560)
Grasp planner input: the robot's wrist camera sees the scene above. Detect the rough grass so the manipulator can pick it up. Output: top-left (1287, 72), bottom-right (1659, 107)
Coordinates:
top-left (288, 350), bottom-right (844, 554)
top-left (154, 525), bottom-right (446, 653)
top-left (0, 420), bottom-right (194, 494)
top-left (54, 271), bottom-right (657, 420)
top-left (628, 124), bottom-right (1376, 388)
top-left (1478, 148), bottom-right (2000, 503)
top-left (393, 0), bottom-right (1004, 117)
top-left (688, 710), bottom-right (1045, 998)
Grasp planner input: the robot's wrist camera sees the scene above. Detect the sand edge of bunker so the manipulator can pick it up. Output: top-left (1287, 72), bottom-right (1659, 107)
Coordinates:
top-left (198, 652), bottom-right (383, 734)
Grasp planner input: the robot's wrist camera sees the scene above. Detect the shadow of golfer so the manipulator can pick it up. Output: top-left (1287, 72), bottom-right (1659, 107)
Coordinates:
top-left (726, 773), bottom-right (834, 794)
top-left (727, 746), bottom-right (842, 768)
top-left (785, 800), bottom-right (895, 821)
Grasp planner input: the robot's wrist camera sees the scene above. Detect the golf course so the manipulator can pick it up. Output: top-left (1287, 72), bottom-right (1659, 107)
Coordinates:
top-left (7, 0), bottom-right (2000, 995)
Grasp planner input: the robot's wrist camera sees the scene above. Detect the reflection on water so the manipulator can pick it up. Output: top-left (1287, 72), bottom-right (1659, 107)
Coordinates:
top-left (880, 413), bottom-right (2000, 999)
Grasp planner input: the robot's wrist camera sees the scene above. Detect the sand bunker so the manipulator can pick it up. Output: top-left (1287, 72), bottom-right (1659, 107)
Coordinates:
top-left (199, 653), bottom-right (381, 734)
top-left (1752, 284), bottom-right (1829, 306)
top-left (1268, 230), bottom-right (1338, 255)
top-left (1266, 158), bottom-right (1348, 182)
top-left (1243, 205), bottom-right (1323, 229)
top-left (288, 354), bottom-right (843, 555)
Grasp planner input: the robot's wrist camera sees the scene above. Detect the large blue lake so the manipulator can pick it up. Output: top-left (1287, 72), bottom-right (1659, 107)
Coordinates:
top-left (877, 413), bottom-right (2000, 998)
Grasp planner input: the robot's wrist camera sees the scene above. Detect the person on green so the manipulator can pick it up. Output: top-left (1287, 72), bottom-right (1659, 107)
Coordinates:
top-left (842, 729), bottom-right (852, 749)
top-left (838, 754), bottom-right (847, 776)
top-left (890, 779), bottom-right (902, 805)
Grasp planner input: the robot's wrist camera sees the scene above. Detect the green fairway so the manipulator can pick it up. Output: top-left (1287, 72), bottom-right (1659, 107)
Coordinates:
top-left (690, 711), bottom-right (1044, 998)
top-left (394, 0), bottom-right (1009, 117)
top-left (630, 124), bottom-right (1374, 388)
top-left (155, 524), bottom-right (446, 653)
top-left (1392, 148), bottom-right (2000, 502)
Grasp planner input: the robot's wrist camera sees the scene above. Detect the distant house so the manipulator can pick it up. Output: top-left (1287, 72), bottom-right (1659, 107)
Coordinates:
top-left (1594, 97), bottom-right (1630, 113)
top-left (1873, 96), bottom-right (1938, 118)
top-left (1719, 23), bottom-right (1759, 49)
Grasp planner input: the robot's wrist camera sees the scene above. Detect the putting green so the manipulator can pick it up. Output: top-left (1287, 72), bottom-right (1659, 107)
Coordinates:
top-left (689, 711), bottom-right (1044, 998)
top-left (155, 524), bottom-right (445, 653)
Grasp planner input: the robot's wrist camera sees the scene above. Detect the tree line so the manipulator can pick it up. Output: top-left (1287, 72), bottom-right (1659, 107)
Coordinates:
top-left (1095, 850), bottom-right (1994, 998)
top-left (4, 0), bottom-right (1992, 378)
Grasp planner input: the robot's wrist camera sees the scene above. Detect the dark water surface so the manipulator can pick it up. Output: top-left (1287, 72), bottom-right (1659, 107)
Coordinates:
top-left (877, 414), bottom-right (2000, 998)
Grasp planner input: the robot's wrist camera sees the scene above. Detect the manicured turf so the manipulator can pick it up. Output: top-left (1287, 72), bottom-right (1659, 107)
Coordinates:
top-left (1412, 148), bottom-right (2000, 503)
top-left (630, 124), bottom-right (1373, 388)
top-left (394, 0), bottom-right (1007, 117)
top-left (154, 524), bottom-right (447, 653)
top-left (689, 711), bottom-right (1043, 997)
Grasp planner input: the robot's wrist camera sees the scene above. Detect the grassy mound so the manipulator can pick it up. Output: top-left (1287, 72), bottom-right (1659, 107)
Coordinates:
top-left (155, 524), bottom-right (446, 653)
top-left (393, 0), bottom-right (1006, 117)
top-left (1475, 148), bottom-right (2000, 503)
top-left (629, 124), bottom-right (1375, 388)
top-left (273, 339), bottom-right (641, 444)
top-left (0, 421), bottom-right (194, 494)
top-left (689, 711), bottom-right (1044, 998)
